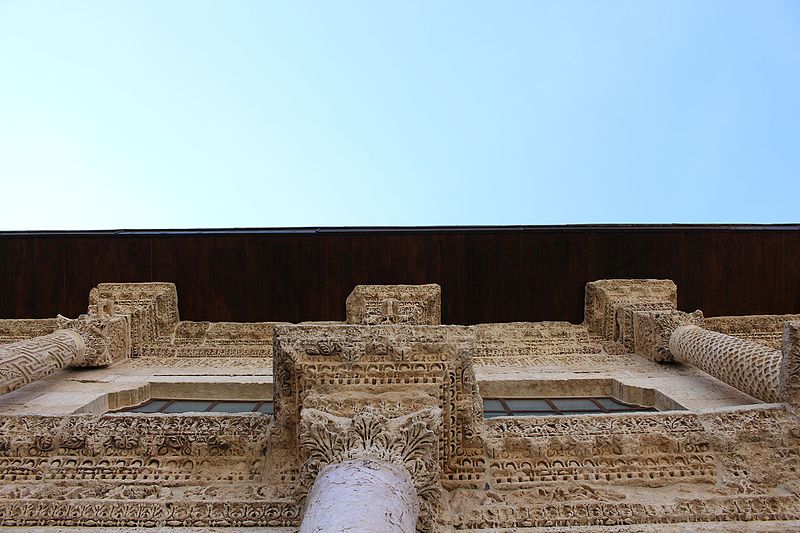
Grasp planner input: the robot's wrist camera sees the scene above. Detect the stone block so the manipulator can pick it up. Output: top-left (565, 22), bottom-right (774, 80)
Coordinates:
top-left (584, 279), bottom-right (678, 350)
top-left (633, 310), bottom-right (704, 362)
top-left (346, 284), bottom-right (441, 325)
top-left (780, 321), bottom-right (800, 410)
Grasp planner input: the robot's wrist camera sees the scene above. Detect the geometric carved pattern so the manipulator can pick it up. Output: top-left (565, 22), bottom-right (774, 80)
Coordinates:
top-left (669, 325), bottom-right (782, 403)
top-left (0, 319), bottom-right (58, 345)
top-left (272, 324), bottom-right (482, 531)
top-left (0, 330), bottom-right (84, 395)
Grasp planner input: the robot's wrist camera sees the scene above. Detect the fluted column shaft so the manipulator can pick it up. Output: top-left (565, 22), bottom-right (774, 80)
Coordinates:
top-left (669, 325), bottom-right (782, 403)
top-left (0, 330), bottom-right (85, 396)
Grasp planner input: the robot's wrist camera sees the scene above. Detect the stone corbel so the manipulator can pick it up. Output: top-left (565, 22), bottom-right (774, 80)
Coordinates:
top-left (299, 406), bottom-right (442, 532)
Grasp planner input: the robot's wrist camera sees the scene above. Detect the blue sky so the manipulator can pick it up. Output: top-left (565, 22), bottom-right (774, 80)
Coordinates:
top-left (0, 1), bottom-right (798, 229)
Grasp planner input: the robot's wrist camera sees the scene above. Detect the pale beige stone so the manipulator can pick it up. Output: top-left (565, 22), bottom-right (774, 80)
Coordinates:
top-left (0, 280), bottom-right (798, 532)
top-left (346, 284), bottom-right (441, 325)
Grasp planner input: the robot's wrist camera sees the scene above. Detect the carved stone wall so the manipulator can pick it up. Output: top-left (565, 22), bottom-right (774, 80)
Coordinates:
top-left (1, 280), bottom-right (800, 531)
top-left (0, 413), bottom-right (299, 528)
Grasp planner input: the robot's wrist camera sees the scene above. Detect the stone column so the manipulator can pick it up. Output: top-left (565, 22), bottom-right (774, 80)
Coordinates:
top-left (0, 330), bottom-right (85, 395)
top-left (300, 458), bottom-right (419, 533)
top-left (0, 311), bottom-right (130, 397)
top-left (669, 324), bottom-right (782, 403)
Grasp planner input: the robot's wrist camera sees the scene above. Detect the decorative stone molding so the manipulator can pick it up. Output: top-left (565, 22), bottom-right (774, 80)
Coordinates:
top-left (0, 319), bottom-right (58, 345)
top-left (346, 284), bottom-right (441, 325)
top-left (780, 321), bottom-right (800, 410)
top-left (584, 279), bottom-right (677, 351)
top-left (705, 314), bottom-right (800, 349)
top-left (632, 310), bottom-right (704, 362)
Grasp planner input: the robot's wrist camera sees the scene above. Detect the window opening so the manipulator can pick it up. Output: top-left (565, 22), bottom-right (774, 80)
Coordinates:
top-left (483, 397), bottom-right (657, 418)
top-left (117, 399), bottom-right (273, 414)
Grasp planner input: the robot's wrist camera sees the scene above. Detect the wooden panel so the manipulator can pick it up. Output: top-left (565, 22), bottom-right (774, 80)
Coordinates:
top-left (1, 226), bottom-right (798, 324)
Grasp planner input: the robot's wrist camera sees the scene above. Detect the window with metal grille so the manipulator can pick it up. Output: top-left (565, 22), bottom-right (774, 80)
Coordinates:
top-left (118, 399), bottom-right (273, 414)
top-left (483, 397), bottom-right (657, 418)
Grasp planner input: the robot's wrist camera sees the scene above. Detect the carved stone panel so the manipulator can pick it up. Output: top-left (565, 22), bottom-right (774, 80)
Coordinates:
top-left (346, 285), bottom-right (441, 325)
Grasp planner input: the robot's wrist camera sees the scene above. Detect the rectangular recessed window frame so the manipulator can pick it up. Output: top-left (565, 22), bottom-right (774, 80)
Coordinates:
top-left (483, 397), bottom-right (657, 417)
top-left (119, 399), bottom-right (273, 414)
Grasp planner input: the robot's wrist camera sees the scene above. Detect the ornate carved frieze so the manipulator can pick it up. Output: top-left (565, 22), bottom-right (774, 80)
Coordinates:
top-left (273, 324), bottom-right (483, 531)
top-left (705, 314), bottom-right (800, 349)
top-left (0, 319), bottom-right (58, 345)
top-left (346, 284), bottom-right (441, 325)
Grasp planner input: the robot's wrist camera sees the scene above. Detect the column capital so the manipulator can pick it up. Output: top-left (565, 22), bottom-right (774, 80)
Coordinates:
top-left (56, 309), bottom-right (130, 367)
top-left (299, 406), bottom-right (441, 531)
top-left (633, 310), bottom-right (704, 362)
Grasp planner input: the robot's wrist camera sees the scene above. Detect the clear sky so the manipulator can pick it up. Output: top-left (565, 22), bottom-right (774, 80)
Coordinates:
top-left (0, 1), bottom-right (798, 230)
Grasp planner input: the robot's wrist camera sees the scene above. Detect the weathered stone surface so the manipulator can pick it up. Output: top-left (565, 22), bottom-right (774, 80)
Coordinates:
top-left (346, 284), bottom-right (441, 325)
top-left (705, 313), bottom-right (800, 349)
top-left (632, 310), bottom-right (704, 362)
top-left (781, 321), bottom-right (800, 411)
top-left (585, 279), bottom-right (677, 350)
top-left (300, 459), bottom-right (419, 533)
top-left (0, 279), bottom-right (799, 532)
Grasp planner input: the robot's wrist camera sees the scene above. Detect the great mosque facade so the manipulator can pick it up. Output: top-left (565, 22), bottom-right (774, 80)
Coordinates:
top-left (0, 279), bottom-right (799, 531)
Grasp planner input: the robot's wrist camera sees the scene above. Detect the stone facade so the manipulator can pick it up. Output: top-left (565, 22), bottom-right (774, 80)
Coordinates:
top-left (0, 280), bottom-right (798, 532)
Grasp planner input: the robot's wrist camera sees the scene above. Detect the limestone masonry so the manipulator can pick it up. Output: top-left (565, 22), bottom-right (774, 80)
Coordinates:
top-left (0, 280), bottom-right (799, 532)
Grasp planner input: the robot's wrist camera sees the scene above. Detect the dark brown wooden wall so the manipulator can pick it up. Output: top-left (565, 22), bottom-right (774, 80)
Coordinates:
top-left (1, 226), bottom-right (799, 324)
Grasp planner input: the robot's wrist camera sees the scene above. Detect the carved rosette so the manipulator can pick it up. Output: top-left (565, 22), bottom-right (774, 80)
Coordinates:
top-left (56, 313), bottom-right (130, 367)
top-left (633, 310), bottom-right (704, 362)
top-left (299, 406), bottom-right (442, 532)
